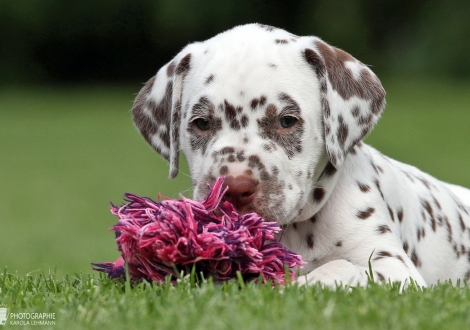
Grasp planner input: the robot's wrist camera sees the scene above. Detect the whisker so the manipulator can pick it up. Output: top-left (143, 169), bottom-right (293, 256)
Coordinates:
top-left (174, 168), bottom-right (192, 179)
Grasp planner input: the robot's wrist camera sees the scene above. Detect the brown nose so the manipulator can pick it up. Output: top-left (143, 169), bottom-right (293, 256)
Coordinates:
top-left (223, 175), bottom-right (259, 208)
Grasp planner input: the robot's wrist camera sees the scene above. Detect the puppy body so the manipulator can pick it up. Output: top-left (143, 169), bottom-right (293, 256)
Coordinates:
top-left (132, 24), bottom-right (470, 287)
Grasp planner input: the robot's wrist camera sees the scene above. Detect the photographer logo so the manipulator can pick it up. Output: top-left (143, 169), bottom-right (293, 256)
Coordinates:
top-left (0, 306), bottom-right (56, 326)
top-left (0, 307), bottom-right (7, 326)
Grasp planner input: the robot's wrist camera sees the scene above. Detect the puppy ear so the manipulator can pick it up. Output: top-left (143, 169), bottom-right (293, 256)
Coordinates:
top-left (303, 39), bottom-right (386, 168)
top-left (132, 53), bottom-right (192, 178)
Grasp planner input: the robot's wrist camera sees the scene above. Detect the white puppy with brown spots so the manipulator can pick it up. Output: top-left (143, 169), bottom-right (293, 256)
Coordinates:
top-left (131, 24), bottom-right (470, 288)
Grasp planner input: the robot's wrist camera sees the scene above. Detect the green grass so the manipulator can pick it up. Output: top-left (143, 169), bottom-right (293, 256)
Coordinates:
top-left (1, 272), bottom-right (470, 330)
top-left (0, 86), bottom-right (193, 277)
top-left (366, 76), bottom-right (470, 188)
top-left (1, 76), bottom-right (470, 329)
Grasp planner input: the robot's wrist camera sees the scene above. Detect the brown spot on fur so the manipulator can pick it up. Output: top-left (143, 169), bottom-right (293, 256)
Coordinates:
top-left (322, 98), bottom-right (331, 118)
top-left (262, 143), bottom-right (272, 152)
top-left (357, 207), bottom-right (375, 219)
top-left (335, 241), bottom-right (342, 247)
top-left (306, 233), bottom-right (314, 248)
top-left (159, 130), bottom-right (170, 149)
top-left (259, 95), bottom-right (267, 106)
top-left (418, 177), bottom-right (432, 189)
top-left (275, 39), bottom-right (288, 44)
top-left (260, 170), bottom-right (270, 181)
top-left (459, 213), bottom-right (466, 231)
top-left (357, 181), bottom-right (371, 193)
top-left (371, 162), bottom-right (379, 175)
top-left (320, 162), bottom-right (337, 179)
top-left (175, 53), bottom-right (191, 75)
top-left (167, 61), bottom-right (176, 76)
top-left (222, 100), bottom-right (242, 131)
top-left (453, 244), bottom-right (460, 258)
top-left (403, 241), bottom-right (409, 253)
top-left (402, 170), bottom-right (415, 182)
top-left (374, 179), bottom-right (385, 200)
top-left (421, 199), bottom-right (435, 230)
top-left (358, 114), bottom-right (373, 126)
top-left (376, 272), bottom-right (386, 282)
top-left (219, 166), bottom-right (228, 176)
top-left (258, 24), bottom-right (276, 32)
top-left (377, 225), bottom-right (391, 234)
top-left (445, 218), bottom-right (453, 243)
top-left (248, 155), bottom-right (266, 171)
top-left (271, 166), bottom-right (279, 176)
top-left (236, 151), bottom-right (246, 162)
top-left (411, 249), bottom-right (422, 267)
top-left (374, 251), bottom-right (393, 261)
top-left (241, 115), bottom-right (249, 128)
top-left (265, 103), bottom-right (277, 117)
top-left (325, 123), bottom-right (331, 136)
top-left (397, 208), bottom-right (404, 223)
top-left (250, 95), bottom-right (267, 110)
top-left (351, 106), bottom-right (360, 117)
top-left (312, 187), bottom-right (326, 203)
top-left (205, 74), bottom-right (214, 84)
top-left (432, 195), bottom-right (442, 210)
top-left (388, 206), bottom-right (394, 222)
top-left (220, 146), bottom-right (234, 155)
top-left (396, 255), bottom-right (406, 265)
top-left (303, 48), bottom-right (326, 77)
top-left (417, 228), bottom-right (426, 241)
top-left (337, 115), bottom-right (349, 148)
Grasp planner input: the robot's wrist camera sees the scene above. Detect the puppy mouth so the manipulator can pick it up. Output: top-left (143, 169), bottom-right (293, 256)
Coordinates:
top-left (230, 201), bottom-right (279, 223)
top-left (219, 197), bottom-right (268, 220)
top-left (232, 204), bottom-right (257, 216)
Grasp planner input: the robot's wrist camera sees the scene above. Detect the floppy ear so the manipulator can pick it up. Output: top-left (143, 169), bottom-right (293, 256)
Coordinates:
top-left (303, 39), bottom-right (386, 168)
top-left (131, 53), bottom-right (192, 178)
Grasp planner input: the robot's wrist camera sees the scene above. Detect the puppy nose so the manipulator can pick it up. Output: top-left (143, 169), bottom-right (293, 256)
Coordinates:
top-left (223, 175), bottom-right (259, 207)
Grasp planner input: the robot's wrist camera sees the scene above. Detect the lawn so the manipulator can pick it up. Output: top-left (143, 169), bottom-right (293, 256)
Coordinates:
top-left (1, 272), bottom-right (470, 330)
top-left (1, 76), bottom-right (470, 329)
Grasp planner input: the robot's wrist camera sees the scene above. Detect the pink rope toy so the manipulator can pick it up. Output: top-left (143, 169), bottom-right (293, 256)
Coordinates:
top-left (92, 177), bottom-right (304, 284)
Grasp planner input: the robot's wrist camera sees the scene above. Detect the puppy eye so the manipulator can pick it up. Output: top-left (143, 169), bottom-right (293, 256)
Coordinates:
top-left (279, 116), bottom-right (297, 129)
top-left (194, 118), bottom-right (211, 131)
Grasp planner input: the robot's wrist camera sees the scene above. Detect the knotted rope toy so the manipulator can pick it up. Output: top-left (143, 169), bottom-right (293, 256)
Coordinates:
top-left (92, 177), bottom-right (304, 284)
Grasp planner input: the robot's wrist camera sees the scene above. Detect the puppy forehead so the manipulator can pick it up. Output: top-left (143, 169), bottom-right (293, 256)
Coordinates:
top-left (180, 25), bottom-right (317, 106)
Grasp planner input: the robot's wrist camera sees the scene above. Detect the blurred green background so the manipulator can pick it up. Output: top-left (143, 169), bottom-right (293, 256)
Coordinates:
top-left (1, 0), bottom-right (469, 277)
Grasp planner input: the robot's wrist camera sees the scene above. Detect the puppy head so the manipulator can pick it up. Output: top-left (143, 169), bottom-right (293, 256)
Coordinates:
top-left (132, 24), bottom-right (385, 224)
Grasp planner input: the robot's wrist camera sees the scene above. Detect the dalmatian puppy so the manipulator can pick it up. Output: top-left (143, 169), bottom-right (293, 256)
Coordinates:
top-left (131, 24), bottom-right (470, 288)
